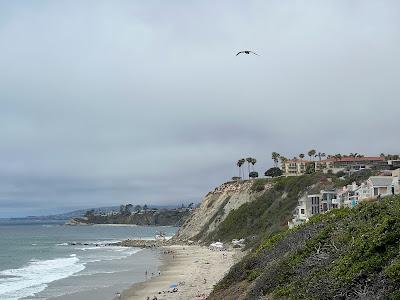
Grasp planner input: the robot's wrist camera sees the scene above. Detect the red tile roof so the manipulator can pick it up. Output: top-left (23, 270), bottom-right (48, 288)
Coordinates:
top-left (320, 156), bottom-right (385, 163)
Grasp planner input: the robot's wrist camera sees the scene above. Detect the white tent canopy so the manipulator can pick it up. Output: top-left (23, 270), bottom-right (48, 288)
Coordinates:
top-left (209, 242), bottom-right (224, 250)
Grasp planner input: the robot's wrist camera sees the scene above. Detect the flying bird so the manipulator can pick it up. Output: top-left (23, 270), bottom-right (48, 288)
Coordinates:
top-left (236, 50), bottom-right (259, 56)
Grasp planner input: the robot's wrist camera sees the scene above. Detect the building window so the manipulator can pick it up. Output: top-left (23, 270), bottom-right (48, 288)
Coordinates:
top-left (301, 209), bottom-right (305, 214)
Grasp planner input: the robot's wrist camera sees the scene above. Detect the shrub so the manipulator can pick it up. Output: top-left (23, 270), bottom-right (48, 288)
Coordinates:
top-left (265, 167), bottom-right (283, 178)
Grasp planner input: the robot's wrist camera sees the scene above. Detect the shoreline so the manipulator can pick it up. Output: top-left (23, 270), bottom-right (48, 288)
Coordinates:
top-left (118, 245), bottom-right (242, 300)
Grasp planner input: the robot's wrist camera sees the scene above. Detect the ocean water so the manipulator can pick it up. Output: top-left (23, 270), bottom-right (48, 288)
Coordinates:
top-left (0, 220), bottom-right (177, 300)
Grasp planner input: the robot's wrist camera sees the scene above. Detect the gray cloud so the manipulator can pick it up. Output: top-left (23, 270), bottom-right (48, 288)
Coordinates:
top-left (0, 0), bottom-right (399, 217)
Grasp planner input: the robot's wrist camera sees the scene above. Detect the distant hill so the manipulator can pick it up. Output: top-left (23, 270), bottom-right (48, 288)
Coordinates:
top-left (7, 204), bottom-right (182, 221)
top-left (69, 207), bottom-right (192, 227)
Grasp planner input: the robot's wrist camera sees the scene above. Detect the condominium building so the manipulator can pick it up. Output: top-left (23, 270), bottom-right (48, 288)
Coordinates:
top-left (288, 190), bottom-right (337, 228)
top-left (281, 159), bottom-right (309, 176)
top-left (315, 156), bottom-right (386, 173)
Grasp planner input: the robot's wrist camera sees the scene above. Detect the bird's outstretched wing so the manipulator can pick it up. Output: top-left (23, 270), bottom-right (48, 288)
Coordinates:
top-left (236, 51), bottom-right (244, 56)
top-left (249, 51), bottom-right (259, 56)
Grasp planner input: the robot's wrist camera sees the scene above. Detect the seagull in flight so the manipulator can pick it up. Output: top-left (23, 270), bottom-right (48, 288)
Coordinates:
top-left (236, 50), bottom-right (259, 56)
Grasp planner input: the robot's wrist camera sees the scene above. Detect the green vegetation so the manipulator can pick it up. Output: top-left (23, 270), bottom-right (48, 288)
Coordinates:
top-left (236, 157), bottom-right (257, 180)
top-left (264, 167), bottom-right (283, 178)
top-left (209, 194), bottom-right (400, 300)
top-left (305, 162), bottom-right (315, 174)
top-left (272, 152), bottom-right (281, 167)
top-left (308, 149), bottom-right (316, 160)
top-left (249, 171), bottom-right (259, 179)
top-left (250, 178), bottom-right (270, 192)
top-left (80, 206), bottom-right (190, 226)
top-left (204, 175), bottom-right (320, 246)
top-left (236, 158), bottom-right (246, 180)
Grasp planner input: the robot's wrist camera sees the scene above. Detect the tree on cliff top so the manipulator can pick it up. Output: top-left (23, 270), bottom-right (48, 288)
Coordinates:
top-left (237, 159), bottom-right (245, 179)
top-left (249, 171), bottom-right (259, 179)
top-left (272, 152), bottom-right (280, 167)
top-left (265, 167), bottom-right (283, 178)
top-left (308, 149), bottom-right (316, 160)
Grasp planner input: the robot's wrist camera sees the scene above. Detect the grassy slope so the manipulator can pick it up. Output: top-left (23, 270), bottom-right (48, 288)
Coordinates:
top-left (204, 175), bottom-right (321, 247)
top-left (209, 194), bottom-right (400, 300)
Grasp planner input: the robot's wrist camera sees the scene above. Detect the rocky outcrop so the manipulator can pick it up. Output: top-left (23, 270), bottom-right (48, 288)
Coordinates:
top-left (65, 217), bottom-right (89, 225)
top-left (173, 180), bottom-right (273, 242)
top-left (112, 239), bottom-right (166, 248)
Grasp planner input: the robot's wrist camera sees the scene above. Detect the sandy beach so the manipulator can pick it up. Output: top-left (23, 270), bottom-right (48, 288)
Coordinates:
top-left (119, 245), bottom-right (242, 300)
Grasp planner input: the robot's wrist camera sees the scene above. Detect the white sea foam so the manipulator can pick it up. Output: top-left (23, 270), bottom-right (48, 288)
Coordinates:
top-left (0, 256), bottom-right (85, 300)
top-left (79, 247), bottom-right (142, 261)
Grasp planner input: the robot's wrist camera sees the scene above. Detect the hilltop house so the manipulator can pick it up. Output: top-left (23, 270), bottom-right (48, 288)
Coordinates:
top-left (282, 156), bottom-right (387, 176)
top-left (337, 183), bottom-right (364, 208)
top-left (388, 160), bottom-right (400, 170)
top-left (281, 159), bottom-right (309, 176)
top-left (367, 176), bottom-right (398, 198)
top-left (315, 156), bottom-right (386, 174)
top-left (288, 195), bottom-right (309, 228)
top-left (289, 169), bottom-right (400, 228)
top-left (288, 190), bottom-right (337, 228)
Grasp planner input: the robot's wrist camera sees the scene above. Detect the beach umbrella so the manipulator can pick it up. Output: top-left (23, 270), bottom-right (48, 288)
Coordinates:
top-left (170, 283), bottom-right (178, 288)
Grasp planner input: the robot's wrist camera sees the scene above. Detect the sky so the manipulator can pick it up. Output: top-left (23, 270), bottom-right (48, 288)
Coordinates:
top-left (0, 0), bottom-right (399, 217)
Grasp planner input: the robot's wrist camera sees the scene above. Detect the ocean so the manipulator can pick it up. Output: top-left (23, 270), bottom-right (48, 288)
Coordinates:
top-left (0, 220), bottom-right (178, 300)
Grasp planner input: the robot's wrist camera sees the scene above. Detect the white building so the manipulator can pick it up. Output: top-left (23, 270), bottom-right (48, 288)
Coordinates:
top-left (288, 190), bottom-right (337, 228)
top-left (367, 176), bottom-right (397, 198)
top-left (289, 172), bottom-right (400, 229)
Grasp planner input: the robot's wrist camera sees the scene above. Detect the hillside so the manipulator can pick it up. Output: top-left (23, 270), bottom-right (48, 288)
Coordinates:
top-left (174, 175), bottom-right (330, 247)
top-left (69, 208), bottom-right (191, 226)
top-left (208, 194), bottom-right (400, 300)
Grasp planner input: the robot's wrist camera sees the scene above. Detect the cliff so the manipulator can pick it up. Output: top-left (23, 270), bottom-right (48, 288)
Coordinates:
top-left (174, 176), bottom-right (321, 247)
top-left (173, 180), bottom-right (257, 242)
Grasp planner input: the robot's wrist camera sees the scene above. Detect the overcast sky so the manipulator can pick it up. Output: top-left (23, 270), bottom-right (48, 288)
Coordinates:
top-left (0, 0), bottom-right (399, 217)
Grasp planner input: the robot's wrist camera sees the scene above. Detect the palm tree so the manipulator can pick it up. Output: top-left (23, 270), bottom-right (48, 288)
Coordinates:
top-left (308, 149), bottom-right (316, 161)
top-left (315, 152), bottom-right (326, 161)
top-left (237, 158), bottom-right (245, 179)
top-left (246, 157), bottom-right (253, 178)
top-left (349, 153), bottom-right (358, 158)
top-left (280, 156), bottom-right (288, 163)
top-left (299, 153), bottom-right (305, 160)
top-left (272, 152), bottom-right (280, 167)
top-left (250, 158), bottom-right (257, 171)
top-left (237, 160), bottom-right (243, 179)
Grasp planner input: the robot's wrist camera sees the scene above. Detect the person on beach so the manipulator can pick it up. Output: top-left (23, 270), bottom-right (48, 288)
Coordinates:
top-left (145, 270), bottom-right (148, 278)
top-left (158, 270), bottom-right (161, 276)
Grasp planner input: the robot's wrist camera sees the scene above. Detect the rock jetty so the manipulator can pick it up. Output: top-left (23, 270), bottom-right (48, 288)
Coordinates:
top-left (111, 239), bottom-right (166, 248)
